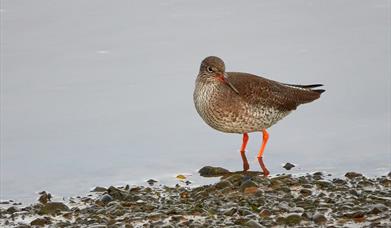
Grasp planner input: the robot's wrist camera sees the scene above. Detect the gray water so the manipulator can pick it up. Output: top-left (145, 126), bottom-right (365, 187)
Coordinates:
top-left (1, 0), bottom-right (390, 203)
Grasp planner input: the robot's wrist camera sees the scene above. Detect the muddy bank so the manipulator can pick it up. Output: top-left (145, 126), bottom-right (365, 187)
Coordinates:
top-left (1, 168), bottom-right (390, 227)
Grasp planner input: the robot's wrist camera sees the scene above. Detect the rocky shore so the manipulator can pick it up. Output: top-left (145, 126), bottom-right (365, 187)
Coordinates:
top-left (1, 167), bottom-right (390, 227)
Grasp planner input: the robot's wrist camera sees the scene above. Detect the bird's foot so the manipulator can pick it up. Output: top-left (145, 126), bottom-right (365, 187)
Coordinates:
top-left (243, 162), bottom-right (250, 172)
top-left (262, 169), bottom-right (270, 177)
top-left (257, 156), bottom-right (270, 177)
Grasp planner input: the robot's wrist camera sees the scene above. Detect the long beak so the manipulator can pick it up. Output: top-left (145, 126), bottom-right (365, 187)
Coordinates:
top-left (223, 73), bottom-right (239, 94)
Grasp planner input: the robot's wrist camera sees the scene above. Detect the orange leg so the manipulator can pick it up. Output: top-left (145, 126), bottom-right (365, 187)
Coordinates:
top-left (257, 129), bottom-right (270, 176)
top-left (240, 133), bottom-right (249, 171)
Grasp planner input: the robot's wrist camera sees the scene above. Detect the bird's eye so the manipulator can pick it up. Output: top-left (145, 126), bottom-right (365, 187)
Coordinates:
top-left (207, 66), bottom-right (213, 73)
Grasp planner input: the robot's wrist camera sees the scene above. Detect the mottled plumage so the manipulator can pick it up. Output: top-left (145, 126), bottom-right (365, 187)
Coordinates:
top-left (193, 56), bottom-right (324, 176)
top-left (194, 57), bottom-right (324, 133)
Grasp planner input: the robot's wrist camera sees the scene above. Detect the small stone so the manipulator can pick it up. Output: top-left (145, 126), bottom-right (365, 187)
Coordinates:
top-left (199, 166), bottom-right (230, 177)
top-left (313, 213), bottom-right (327, 224)
top-left (245, 219), bottom-right (263, 228)
top-left (240, 180), bottom-right (258, 191)
top-left (99, 194), bottom-right (113, 204)
top-left (259, 209), bottom-right (272, 218)
top-left (31, 217), bottom-right (51, 226)
top-left (243, 187), bottom-right (258, 194)
top-left (313, 171), bottom-right (323, 176)
top-left (283, 162), bottom-right (295, 170)
top-left (147, 179), bottom-right (158, 185)
top-left (215, 180), bottom-right (233, 189)
top-left (314, 180), bottom-right (332, 189)
top-left (148, 212), bottom-right (165, 221)
top-left (223, 207), bottom-right (237, 216)
top-left (6, 206), bottom-right (18, 214)
top-left (39, 202), bottom-right (69, 214)
top-left (290, 207), bottom-right (304, 213)
top-left (300, 188), bottom-right (312, 196)
top-left (223, 174), bottom-right (243, 186)
top-left (38, 191), bottom-right (51, 204)
top-left (285, 213), bottom-right (302, 225)
top-left (107, 186), bottom-right (124, 200)
top-left (345, 172), bottom-right (363, 179)
top-left (368, 204), bottom-right (388, 214)
top-left (269, 179), bottom-right (284, 190)
top-left (91, 186), bottom-right (107, 192)
top-left (345, 211), bottom-right (365, 219)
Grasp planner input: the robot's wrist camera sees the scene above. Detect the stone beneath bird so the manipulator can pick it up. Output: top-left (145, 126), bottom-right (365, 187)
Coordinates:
top-left (193, 56), bottom-right (325, 176)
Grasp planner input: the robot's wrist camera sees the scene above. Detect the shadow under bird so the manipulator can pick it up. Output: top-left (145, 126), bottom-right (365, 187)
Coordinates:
top-left (193, 56), bottom-right (325, 176)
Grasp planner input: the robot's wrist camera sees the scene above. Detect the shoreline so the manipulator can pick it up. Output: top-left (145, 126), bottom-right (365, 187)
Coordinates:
top-left (1, 168), bottom-right (390, 227)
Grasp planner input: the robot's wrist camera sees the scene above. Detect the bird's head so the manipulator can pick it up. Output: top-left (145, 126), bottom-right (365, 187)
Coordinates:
top-left (199, 56), bottom-right (226, 82)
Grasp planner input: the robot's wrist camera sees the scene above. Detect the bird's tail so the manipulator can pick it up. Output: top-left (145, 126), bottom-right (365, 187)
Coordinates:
top-left (283, 83), bottom-right (325, 94)
top-left (282, 83), bottom-right (325, 105)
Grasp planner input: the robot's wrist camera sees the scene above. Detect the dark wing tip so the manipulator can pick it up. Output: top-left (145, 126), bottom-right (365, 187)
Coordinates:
top-left (312, 89), bottom-right (325, 94)
top-left (283, 83), bottom-right (324, 89)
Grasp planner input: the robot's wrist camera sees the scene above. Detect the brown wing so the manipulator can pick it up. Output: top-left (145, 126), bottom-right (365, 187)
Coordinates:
top-left (226, 72), bottom-right (324, 111)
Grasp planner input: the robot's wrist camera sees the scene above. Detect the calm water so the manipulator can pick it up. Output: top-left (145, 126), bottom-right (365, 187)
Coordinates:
top-left (1, 0), bottom-right (390, 203)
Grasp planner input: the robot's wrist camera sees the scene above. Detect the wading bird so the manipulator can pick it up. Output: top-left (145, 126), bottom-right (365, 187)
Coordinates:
top-left (193, 56), bottom-right (325, 176)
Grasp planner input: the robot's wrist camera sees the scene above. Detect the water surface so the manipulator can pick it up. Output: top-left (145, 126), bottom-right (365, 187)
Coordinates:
top-left (1, 0), bottom-right (390, 203)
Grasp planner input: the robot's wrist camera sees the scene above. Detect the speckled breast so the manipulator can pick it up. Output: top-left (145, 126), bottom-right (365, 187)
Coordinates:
top-left (193, 81), bottom-right (290, 133)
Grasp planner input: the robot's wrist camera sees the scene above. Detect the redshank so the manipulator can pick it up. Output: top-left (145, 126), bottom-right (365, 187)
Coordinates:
top-left (193, 56), bottom-right (325, 176)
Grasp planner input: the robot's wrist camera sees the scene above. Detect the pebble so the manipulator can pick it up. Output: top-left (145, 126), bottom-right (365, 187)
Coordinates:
top-left (345, 171), bottom-right (363, 179)
top-left (39, 202), bottom-right (70, 214)
top-left (300, 188), bottom-right (312, 196)
top-left (1, 168), bottom-right (390, 227)
top-left (285, 213), bottom-right (302, 225)
top-left (5, 206), bottom-right (18, 214)
top-left (91, 186), bottom-right (107, 192)
top-left (31, 217), bottom-right (51, 226)
top-left (239, 180), bottom-right (258, 192)
top-left (313, 213), bottom-right (327, 224)
top-left (246, 219), bottom-right (263, 228)
top-left (147, 179), bottom-right (158, 185)
top-left (99, 194), bottom-right (113, 204)
top-left (198, 166), bottom-right (230, 177)
top-left (259, 209), bottom-right (272, 218)
top-left (283, 162), bottom-right (295, 170)
top-left (223, 207), bottom-right (237, 216)
top-left (215, 180), bottom-right (232, 189)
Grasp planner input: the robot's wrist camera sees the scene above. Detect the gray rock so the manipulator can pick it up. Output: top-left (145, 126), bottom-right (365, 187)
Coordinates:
top-left (223, 207), bottom-right (237, 216)
top-left (31, 217), bottom-right (51, 226)
top-left (259, 209), bottom-right (272, 218)
top-left (215, 180), bottom-right (233, 189)
top-left (6, 206), bottom-right (18, 214)
top-left (313, 213), bottom-right (327, 224)
top-left (99, 194), bottom-right (113, 204)
top-left (283, 162), bottom-right (295, 170)
top-left (284, 213), bottom-right (302, 225)
top-left (246, 219), bottom-right (264, 228)
top-left (290, 207), bottom-right (304, 213)
top-left (240, 180), bottom-right (258, 192)
top-left (314, 180), bottom-right (333, 189)
top-left (91, 186), bottom-right (107, 192)
top-left (39, 202), bottom-right (69, 214)
top-left (38, 191), bottom-right (51, 204)
top-left (238, 207), bottom-right (253, 216)
top-left (198, 166), bottom-right (230, 177)
top-left (147, 179), bottom-right (158, 185)
top-left (223, 173), bottom-right (244, 186)
top-left (368, 204), bottom-right (388, 214)
top-left (345, 172), bottom-right (363, 179)
top-left (107, 186), bottom-right (124, 200)
top-left (300, 188), bottom-right (312, 196)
